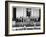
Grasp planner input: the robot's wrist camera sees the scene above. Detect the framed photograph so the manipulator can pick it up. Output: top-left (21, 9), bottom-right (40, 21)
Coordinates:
top-left (5, 1), bottom-right (45, 36)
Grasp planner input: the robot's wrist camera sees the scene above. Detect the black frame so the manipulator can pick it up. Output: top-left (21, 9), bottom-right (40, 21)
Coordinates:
top-left (5, 1), bottom-right (45, 36)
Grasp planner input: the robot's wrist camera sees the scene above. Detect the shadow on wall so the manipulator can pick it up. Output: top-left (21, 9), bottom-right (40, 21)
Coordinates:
top-left (5, 36), bottom-right (13, 37)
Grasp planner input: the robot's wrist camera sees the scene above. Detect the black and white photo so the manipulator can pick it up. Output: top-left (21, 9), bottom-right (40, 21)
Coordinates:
top-left (12, 7), bottom-right (41, 31)
top-left (5, 1), bottom-right (45, 36)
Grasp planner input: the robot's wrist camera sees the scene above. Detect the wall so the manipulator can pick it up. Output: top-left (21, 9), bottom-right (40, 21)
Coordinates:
top-left (31, 8), bottom-right (39, 18)
top-left (16, 7), bottom-right (26, 18)
top-left (16, 7), bottom-right (39, 18)
top-left (16, 7), bottom-right (24, 18)
top-left (0, 0), bottom-right (46, 37)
